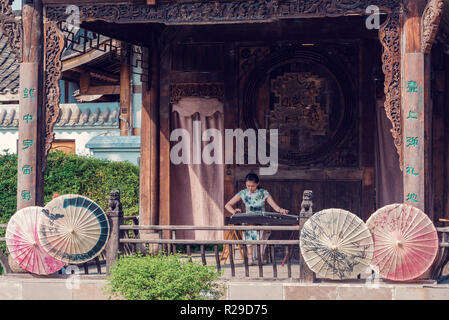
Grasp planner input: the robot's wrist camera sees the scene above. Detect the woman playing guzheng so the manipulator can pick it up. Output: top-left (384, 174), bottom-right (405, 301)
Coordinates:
top-left (225, 173), bottom-right (289, 265)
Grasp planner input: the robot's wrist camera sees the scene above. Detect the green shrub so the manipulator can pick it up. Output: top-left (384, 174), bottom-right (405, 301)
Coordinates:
top-left (105, 253), bottom-right (224, 300)
top-left (0, 151), bottom-right (140, 275)
top-left (0, 151), bottom-right (139, 220)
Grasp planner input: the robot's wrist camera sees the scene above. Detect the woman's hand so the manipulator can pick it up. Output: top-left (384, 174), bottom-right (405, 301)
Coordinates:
top-left (225, 194), bottom-right (242, 215)
top-left (234, 208), bottom-right (242, 214)
top-left (266, 196), bottom-right (289, 215)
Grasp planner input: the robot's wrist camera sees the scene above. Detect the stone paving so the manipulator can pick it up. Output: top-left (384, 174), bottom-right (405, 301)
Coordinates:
top-left (1, 250), bottom-right (449, 300)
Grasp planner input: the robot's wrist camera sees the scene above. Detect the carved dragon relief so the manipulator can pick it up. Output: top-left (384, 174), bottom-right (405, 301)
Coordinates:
top-left (379, 6), bottom-right (402, 169)
top-left (44, 20), bottom-right (64, 156)
top-left (0, 0), bottom-right (21, 62)
top-left (422, 0), bottom-right (446, 54)
top-left (42, 0), bottom-right (402, 167)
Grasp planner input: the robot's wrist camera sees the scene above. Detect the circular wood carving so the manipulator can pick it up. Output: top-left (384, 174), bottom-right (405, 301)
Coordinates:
top-left (242, 45), bottom-right (358, 166)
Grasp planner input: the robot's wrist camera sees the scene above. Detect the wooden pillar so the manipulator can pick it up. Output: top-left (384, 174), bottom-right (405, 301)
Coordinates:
top-left (120, 42), bottom-right (131, 136)
top-left (140, 38), bottom-right (159, 228)
top-left (360, 39), bottom-right (376, 220)
top-left (401, 0), bottom-right (427, 211)
top-left (17, 0), bottom-right (44, 210)
top-left (159, 31), bottom-right (171, 231)
top-left (445, 54), bottom-right (449, 221)
top-left (223, 42), bottom-right (237, 229)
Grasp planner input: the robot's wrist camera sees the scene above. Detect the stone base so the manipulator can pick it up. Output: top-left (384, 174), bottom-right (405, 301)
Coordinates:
top-left (1, 275), bottom-right (449, 300)
top-left (224, 280), bottom-right (449, 300)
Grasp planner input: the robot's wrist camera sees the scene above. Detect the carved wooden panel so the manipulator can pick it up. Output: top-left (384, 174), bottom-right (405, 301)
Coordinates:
top-left (45, 0), bottom-right (401, 25)
top-left (379, 7), bottom-right (402, 169)
top-left (0, 0), bottom-right (21, 62)
top-left (422, 0), bottom-right (445, 54)
top-left (240, 43), bottom-right (359, 167)
top-left (169, 83), bottom-right (224, 104)
top-left (44, 21), bottom-right (65, 156)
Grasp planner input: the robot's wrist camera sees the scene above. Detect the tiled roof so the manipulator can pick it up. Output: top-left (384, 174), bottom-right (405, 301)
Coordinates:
top-left (86, 136), bottom-right (140, 149)
top-left (0, 103), bottom-right (119, 128)
top-left (0, 33), bottom-right (19, 94)
top-left (0, 25), bottom-right (113, 96)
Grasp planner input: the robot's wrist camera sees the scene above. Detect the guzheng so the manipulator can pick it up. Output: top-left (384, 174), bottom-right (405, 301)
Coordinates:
top-left (225, 211), bottom-right (300, 226)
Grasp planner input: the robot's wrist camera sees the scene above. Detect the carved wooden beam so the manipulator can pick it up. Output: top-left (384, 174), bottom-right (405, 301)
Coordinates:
top-left (0, 0), bottom-right (21, 62)
top-left (45, 0), bottom-right (401, 25)
top-left (379, 7), bottom-right (403, 169)
top-left (44, 20), bottom-right (65, 156)
top-left (422, 0), bottom-right (446, 54)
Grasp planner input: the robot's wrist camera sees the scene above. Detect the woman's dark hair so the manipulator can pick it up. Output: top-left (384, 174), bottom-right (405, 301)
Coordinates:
top-left (245, 173), bottom-right (260, 189)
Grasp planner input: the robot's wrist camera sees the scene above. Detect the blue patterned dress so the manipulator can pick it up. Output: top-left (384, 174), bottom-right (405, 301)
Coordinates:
top-left (238, 188), bottom-right (270, 240)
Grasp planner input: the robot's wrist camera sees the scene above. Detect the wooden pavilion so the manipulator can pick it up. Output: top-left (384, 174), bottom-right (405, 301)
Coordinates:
top-left (3, 0), bottom-right (449, 237)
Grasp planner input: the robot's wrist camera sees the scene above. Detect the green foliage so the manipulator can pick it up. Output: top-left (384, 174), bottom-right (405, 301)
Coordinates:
top-left (105, 253), bottom-right (224, 300)
top-left (0, 151), bottom-right (139, 220)
top-left (0, 152), bottom-right (16, 275)
top-left (0, 151), bottom-right (140, 275)
top-left (43, 151), bottom-right (139, 217)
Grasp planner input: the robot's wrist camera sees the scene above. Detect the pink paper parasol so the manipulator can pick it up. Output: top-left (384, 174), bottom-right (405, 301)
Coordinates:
top-left (6, 207), bottom-right (65, 275)
top-left (366, 203), bottom-right (438, 281)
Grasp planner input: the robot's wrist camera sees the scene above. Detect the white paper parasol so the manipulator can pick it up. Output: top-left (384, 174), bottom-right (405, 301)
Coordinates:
top-left (300, 208), bottom-right (374, 280)
top-left (37, 194), bottom-right (110, 264)
top-left (6, 206), bottom-right (65, 275)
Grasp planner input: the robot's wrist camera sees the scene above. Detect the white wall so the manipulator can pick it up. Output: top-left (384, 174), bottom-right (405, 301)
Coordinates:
top-left (0, 129), bottom-right (120, 156)
top-left (0, 131), bottom-right (18, 154)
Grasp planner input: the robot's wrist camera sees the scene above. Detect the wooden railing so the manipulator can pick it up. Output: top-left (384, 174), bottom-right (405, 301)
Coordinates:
top-left (432, 227), bottom-right (449, 280)
top-left (0, 189), bottom-right (449, 282)
top-left (115, 225), bottom-right (304, 279)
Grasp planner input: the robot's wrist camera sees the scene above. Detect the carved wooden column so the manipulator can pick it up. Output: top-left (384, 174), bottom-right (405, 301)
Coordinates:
top-left (401, 0), bottom-right (428, 212)
top-left (17, 0), bottom-right (45, 209)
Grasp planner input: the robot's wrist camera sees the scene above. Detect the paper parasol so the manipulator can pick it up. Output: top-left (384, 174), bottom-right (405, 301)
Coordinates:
top-left (37, 194), bottom-right (110, 264)
top-left (6, 207), bottom-right (65, 275)
top-left (366, 204), bottom-right (438, 281)
top-left (300, 208), bottom-right (374, 280)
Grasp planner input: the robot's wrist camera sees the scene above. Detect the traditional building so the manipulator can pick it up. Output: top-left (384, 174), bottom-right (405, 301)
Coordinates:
top-left (0, 21), bottom-right (143, 162)
top-left (2, 0), bottom-right (449, 239)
